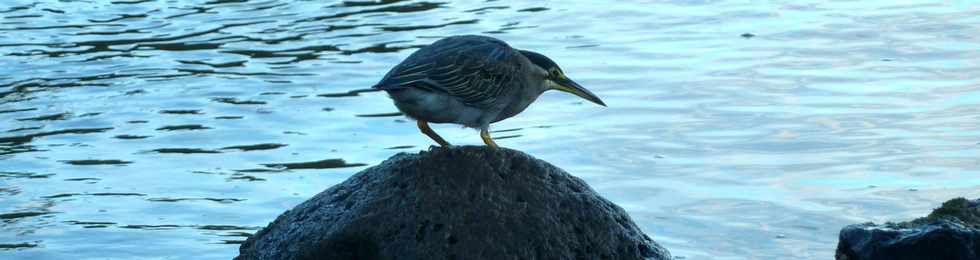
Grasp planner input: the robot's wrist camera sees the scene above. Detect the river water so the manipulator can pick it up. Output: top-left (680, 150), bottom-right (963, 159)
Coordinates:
top-left (2, 1), bottom-right (979, 259)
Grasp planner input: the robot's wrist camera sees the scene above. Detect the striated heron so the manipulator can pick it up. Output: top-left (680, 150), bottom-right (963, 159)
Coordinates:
top-left (372, 35), bottom-right (605, 149)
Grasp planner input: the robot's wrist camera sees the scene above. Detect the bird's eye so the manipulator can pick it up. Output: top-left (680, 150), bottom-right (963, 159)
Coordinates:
top-left (549, 68), bottom-right (561, 77)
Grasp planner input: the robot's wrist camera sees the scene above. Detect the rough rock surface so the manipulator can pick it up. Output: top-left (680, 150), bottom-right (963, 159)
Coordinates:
top-left (836, 197), bottom-right (980, 260)
top-left (237, 146), bottom-right (670, 260)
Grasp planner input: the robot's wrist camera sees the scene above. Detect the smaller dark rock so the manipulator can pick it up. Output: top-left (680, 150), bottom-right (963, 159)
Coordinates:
top-left (836, 197), bottom-right (980, 260)
top-left (740, 33), bottom-right (755, 38)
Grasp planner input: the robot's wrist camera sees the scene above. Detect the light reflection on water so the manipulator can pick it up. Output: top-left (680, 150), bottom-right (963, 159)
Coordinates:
top-left (2, 1), bottom-right (979, 259)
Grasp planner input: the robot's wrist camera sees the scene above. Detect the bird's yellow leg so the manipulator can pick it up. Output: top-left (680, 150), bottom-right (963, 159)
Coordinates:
top-left (417, 120), bottom-right (450, 147)
top-left (480, 128), bottom-right (498, 149)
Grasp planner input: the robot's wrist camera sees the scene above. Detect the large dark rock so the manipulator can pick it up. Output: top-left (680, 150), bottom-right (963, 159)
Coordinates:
top-left (237, 146), bottom-right (670, 260)
top-left (836, 197), bottom-right (980, 260)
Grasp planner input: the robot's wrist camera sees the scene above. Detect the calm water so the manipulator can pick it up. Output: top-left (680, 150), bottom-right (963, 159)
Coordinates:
top-left (2, 0), bottom-right (980, 259)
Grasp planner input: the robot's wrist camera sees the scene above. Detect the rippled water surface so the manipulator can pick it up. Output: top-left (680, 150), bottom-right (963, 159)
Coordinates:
top-left (2, 0), bottom-right (980, 259)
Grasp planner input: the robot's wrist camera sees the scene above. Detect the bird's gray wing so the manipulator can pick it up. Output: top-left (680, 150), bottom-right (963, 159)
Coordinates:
top-left (373, 36), bottom-right (522, 108)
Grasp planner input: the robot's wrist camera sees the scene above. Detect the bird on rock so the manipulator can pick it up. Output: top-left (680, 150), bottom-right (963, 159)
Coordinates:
top-left (372, 35), bottom-right (606, 149)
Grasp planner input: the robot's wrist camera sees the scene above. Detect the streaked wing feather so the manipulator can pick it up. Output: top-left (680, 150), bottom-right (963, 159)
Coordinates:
top-left (373, 36), bottom-right (521, 108)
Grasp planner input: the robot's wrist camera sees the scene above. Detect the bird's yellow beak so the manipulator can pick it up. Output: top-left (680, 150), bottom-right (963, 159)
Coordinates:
top-left (553, 77), bottom-right (606, 106)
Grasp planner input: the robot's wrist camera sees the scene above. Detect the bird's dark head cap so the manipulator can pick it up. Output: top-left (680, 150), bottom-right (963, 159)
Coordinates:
top-left (519, 50), bottom-right (562, 75)
top-left (519, 50), bottom-right (605, 106)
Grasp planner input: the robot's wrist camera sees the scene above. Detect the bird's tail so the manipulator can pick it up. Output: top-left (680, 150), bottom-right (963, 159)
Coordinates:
top-left (371, 83), bottom-right (399, 90)
top-left (372, 82), bottom-right (420, 92)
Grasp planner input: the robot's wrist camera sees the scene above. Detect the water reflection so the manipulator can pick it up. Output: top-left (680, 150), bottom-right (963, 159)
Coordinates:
top-left (149, 148), bottom-right (222, 154)
top-left (262, 158), bottom-right (368, 170)
top-left (220, 143), bottom-right (287, 151)
top-left (59, 159), bottom-right (132, 166)
top-left (1, 0), bottom-right (979, 259)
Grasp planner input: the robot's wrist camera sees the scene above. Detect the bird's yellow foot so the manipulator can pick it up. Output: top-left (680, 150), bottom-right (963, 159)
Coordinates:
top-left (480, 128), bottom-right (498, 149)
top-left (417, 120), bottom-right (451, 147)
